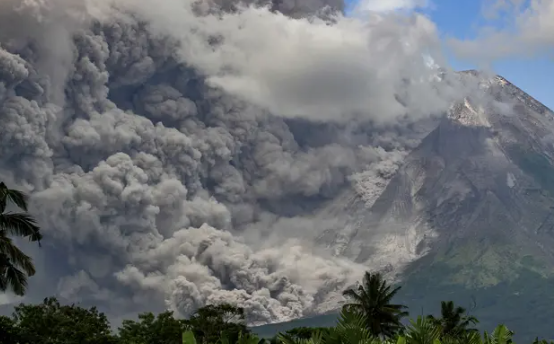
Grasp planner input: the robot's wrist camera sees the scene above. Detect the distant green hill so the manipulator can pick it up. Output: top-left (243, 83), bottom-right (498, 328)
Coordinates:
top-left (252, 259), bottom-right (554, 343)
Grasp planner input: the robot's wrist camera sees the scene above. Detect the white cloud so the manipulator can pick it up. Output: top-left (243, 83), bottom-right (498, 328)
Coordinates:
top-left (105, 0), bottom-right (456, 123)
top-left (449, 0), bottom-right (554, 61)
top-left (354, 0), bottom-right (428, 13)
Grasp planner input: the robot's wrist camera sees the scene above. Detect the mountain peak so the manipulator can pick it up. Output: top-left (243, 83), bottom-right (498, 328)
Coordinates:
top-left (320, 66), bottom-right (554, 275)
top-left (258, 70), bottom-right (554, 341)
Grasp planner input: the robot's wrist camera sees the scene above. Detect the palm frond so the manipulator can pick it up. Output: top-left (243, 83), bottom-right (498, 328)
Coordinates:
top-left (307, 330), bottom-right (326, 344)
top-left (0, 182), bottom-right (29, 212)
top-left (277, 333), bottom-right (310, 344)
top-left (336, 308), bottom-right (368, 330)
top-left (2, 262), bottom-right (28, 295)
top-left (332, 309), bottom-right (377, 344)
top-left (0, 212), bottom-right (42, 244)
top-left (341, 271), bottom-right (408, 339)
top-left (490, 325), bottom-right (514, 344)
top-left (0, 236), bottom-right (36, 275)
top-left (463, 331), bottom-right (483, 344)
top-left (343, 288), bottom-right (363, 301)
top-left (405, 316), bottom-right (442, 344)
top-left (0, 270), bottom-right (6, 291)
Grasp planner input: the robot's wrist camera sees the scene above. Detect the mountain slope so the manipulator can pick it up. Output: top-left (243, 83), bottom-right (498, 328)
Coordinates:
top-left (396, 74), bottom-right (554, 340)
top-left (324, 71), bottom-right (554, 278)
top-left (254, 73), bottom-right (554, 341)
top-left (394, 73), bottom-right (554, 282)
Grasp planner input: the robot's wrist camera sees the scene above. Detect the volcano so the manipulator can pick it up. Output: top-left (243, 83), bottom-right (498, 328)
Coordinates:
top-left (255, 72), bottom-right (554, 341)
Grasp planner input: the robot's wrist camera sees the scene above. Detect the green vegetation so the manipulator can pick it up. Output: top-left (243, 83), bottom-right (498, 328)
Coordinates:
top-left (0, 182), bottom-right (42, 296)
top-left (426, 301), bottom-right (479, 339)
top-left (2, 297), bottom-right (118, 344)
top-left (342, 271), bottom-right (408, 338)
top-left (396, 258), bottom-right (554, 341)
top-left (0, 270), bottom-right (553, 344)
top-left (0, 297), bottom-right (249, 344)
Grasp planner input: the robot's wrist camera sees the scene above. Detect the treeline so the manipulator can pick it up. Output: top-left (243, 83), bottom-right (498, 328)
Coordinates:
top-left (0, 184), bottom-right (552, 343)
top-left (0, 297), bottom-right (249, 343)
top-left (0, 272), bottom-right (552, 344)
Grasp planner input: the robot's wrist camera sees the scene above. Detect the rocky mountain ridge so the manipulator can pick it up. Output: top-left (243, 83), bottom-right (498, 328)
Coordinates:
top-left (253, 71), bottom-right (554, 341)
top-left (315, 71), bottom-right (554, 280)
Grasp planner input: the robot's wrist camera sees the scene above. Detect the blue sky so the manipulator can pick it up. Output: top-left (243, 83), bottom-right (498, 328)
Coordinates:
top-left (344, 0), bottom-right (554, 110)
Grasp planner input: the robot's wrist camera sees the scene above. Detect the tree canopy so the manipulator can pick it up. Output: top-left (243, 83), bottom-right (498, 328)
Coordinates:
top-left (6, 297), bottom-right (118, 344)
top-left (427, 300), bottom-right (479, 339)
top-left (342, 271), bottom-right (409, 338)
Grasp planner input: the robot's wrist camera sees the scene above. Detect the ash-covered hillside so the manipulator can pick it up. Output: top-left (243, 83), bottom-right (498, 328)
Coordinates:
top-left (316, 72), bottom-right (554, 268)
top-left (258, 73), bottom-right (554, 342)
top-left (350, 72), bottom-right (554, 282)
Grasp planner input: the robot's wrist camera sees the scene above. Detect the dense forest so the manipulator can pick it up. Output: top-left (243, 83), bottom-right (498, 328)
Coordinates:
top-left (0, 183), bottom-right (552, 344)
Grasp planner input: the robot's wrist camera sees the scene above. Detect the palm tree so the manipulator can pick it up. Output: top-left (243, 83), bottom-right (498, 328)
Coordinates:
top-left (483, 325), bottom-right (514, 344)
top-left (342, 271), bottom-right (409, 339)
top-left (403, 315), bottom-right (443, 344)
top-left (401, 316), bottom-right (483, 344)
top-left (0, 182), bottom-right (42, 295)
top-left (278, 309), bottom-right (379, 344)
top-left (427, 301), bottom-right (479, 339)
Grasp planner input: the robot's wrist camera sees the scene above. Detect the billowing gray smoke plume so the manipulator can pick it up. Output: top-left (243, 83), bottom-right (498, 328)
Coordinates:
top-left (0, 0), bottom-right (478, 325)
